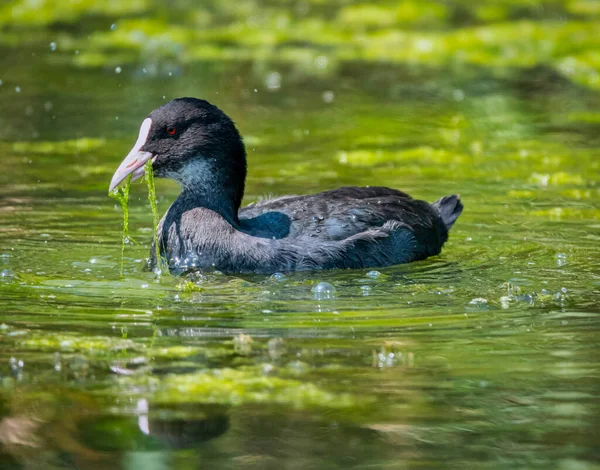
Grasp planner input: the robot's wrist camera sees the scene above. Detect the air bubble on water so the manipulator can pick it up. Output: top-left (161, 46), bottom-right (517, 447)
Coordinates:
top-left (366, 270), bottom-right (381, 279)
top-left (561, 287), bottom-right (567, 293)
top-left (556, 253), bottom-right (567, 267)
top-left (141, 283), bottom-right (149, 289)
top-left (270, 272), bottom-right (286, 282)
top-left (361, 285), bottom-right (372, 296)
top-left (0, 269), bottom-right (14, 282)
top-left (115, 66), bottom-right (122, 74)
top-left (322, 90), bottom-right (334, 103)
top-left (265, 71), bottom-right (281, 90)
top-left (469, 297), bottom-right (488, 306)
top-left (49, 41), bottom-right (57, 51)
top-left (9, 357), bottom-right (24, 372)
top-left (15, 86), bottom-right (21, 93)
top-left (312, 281), bottom-right (335, 300)
top-left (110, 23), bottom-right (117, 31)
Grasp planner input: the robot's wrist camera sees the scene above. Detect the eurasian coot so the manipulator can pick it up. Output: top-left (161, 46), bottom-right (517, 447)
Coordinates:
top-left (109, 98), bottom-right (463, 274)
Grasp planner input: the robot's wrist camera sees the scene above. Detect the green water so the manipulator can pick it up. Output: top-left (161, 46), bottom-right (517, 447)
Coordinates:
top-left (0, 1), bottom-right (599, 469)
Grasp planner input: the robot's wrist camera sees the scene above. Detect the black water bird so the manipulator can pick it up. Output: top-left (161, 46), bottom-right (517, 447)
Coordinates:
top-left (109, 98), bottom-right (463, 274)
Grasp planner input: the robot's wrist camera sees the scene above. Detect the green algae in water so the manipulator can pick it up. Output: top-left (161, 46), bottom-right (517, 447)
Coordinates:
top-left (108, 174), bottom-right (133, 276)
top-left (144, 160), bottom-right (165, 275)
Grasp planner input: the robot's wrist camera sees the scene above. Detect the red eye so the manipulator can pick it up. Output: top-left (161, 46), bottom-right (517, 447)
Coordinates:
top-left (166, 125), bottom-right (177, 135)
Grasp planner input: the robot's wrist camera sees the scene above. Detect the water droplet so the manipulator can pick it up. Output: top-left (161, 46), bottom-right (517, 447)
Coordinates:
top-left (115, 66), bottom-right (122, 74)
top-left (53, 352), bottom-right (62, 371)
top-left (322, 90), bottom-right (334, 103)
top-left (314, 55), bottom-right (329, 70)
top-left (452, 89), bottom-right (464, 101)
top-left (265, 71), bottom-right (281, 90)
top-left (366, 270), bottom-right (381, 279)
top-left (312, 281), bottom-right (335, 300)
top-left (15, 86), bottom-right (21, 93)
top-left (49, 41), bottom-right (57, 51)
top-left (110, 23), bottom-right (117, 30)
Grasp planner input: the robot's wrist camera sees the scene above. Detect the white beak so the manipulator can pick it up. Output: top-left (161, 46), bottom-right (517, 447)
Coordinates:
top-left (109, 118), bottom-right (155, 191)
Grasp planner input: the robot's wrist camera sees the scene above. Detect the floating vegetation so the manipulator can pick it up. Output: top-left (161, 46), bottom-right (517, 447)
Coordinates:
top-left (118, 367), bottom-right (363, 409)
top-left (1, 1), bottom-right (600, 89)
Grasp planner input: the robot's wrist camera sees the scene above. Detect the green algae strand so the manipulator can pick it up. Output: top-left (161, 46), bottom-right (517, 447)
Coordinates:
top-left (144, 160), bottom-right (165, 275)
top-left (108, 174), bottom-right (132, 276)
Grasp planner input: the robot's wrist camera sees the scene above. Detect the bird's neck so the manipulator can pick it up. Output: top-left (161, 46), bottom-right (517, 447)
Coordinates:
top-left (175, 159), bottom-right (245, 225)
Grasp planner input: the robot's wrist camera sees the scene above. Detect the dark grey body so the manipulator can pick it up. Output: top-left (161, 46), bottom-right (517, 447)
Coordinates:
top-left (110, 97), bottom-right (463, 275)
top-left (151, 186), bottom-right (462, 275)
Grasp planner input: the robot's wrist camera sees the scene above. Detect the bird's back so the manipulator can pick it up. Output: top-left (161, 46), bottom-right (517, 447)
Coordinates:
top-left (239, 186), bottom-right (448, 248)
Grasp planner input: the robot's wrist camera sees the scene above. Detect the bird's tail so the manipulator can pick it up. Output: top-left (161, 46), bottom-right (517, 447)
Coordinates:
top-left (433, 194), bottom-right (463, 231)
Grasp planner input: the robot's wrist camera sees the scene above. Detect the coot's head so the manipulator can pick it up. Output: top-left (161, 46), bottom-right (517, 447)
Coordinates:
top-left (109, 98), bottom-right (247, 210)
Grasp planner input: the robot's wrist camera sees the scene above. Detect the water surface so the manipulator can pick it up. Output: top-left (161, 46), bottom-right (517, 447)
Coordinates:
top-left (0, 1), bottom-right (599, 469)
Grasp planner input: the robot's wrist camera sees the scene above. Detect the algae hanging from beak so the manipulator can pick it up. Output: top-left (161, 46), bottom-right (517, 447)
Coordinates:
top-left (108, 174), bottom-right (133, 276)
top-left (144, 160), bottom-right (165, 275)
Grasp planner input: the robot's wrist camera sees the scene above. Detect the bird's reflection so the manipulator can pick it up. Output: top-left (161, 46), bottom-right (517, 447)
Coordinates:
top-left (76, 400), bottom-right (229, 452)
top-left (134, 399), bottom-right (229, 450)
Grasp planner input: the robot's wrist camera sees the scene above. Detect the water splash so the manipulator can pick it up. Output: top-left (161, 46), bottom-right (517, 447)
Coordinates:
top-left (108, 174), bottom-right (132, 276)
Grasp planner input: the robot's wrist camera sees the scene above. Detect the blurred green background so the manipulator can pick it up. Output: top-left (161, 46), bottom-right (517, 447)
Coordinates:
top-left (0, 1), bottom-right (599, 469)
